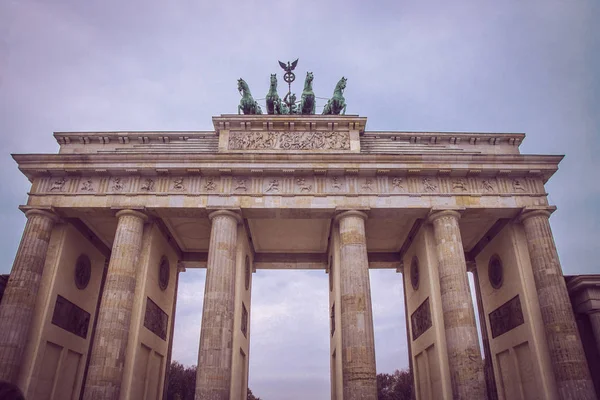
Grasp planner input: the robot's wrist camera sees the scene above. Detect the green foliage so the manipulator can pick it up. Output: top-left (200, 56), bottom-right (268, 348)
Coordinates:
top-left (247, 388), bottom-right (261, 400)
top-left (377, 369), bottom-right (414, 400)
top-left (166, 361), bottom-right (261, 400)
top-left (166, 362), bottom-right (197, 400)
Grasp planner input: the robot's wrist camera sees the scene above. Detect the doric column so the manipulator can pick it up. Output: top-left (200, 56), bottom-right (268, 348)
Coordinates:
top-left (428, 210), bottom-right (486, 399)
top-left (520, 209), bottom-right (596, 399)
top-left (0, 209), bottom-right (59, 383)
top-left (83, 209), bottom-right (148, 400)
top-left (335, 210), bottom-right (377, 400)
top-left (195, 210), bottom-right (242, 400)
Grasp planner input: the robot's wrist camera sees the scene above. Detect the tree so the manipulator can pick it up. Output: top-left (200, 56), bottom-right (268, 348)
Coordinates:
top-left (166, 361), bottom-right (196, 400)
top-left (377, 369), bottom-right (414, 400)
top-left (166, 361), bottom-right (261, 400)
top-left (247, 388), bottom-right (262, 400)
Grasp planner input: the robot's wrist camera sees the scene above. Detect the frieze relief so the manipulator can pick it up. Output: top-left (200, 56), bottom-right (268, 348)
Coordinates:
top-left (228, 131), bottom-right (350, 151)
top-left (33, 174), bottom-right (544, 197)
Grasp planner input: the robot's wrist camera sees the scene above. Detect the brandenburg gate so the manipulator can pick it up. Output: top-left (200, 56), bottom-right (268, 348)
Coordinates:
top-left (0, 113), bottom-right (597, 400)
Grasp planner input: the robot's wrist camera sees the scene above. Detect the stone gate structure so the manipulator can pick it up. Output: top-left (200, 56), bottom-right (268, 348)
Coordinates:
top-left (0, 114), bottom-right (597, 400)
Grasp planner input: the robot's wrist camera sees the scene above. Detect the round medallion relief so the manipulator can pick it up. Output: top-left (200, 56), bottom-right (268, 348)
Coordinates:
top-left (158, 256), bottom-right (170, 291)
top-left (75, 254), bottom-right (91, 290)
top-left (245, 256), bottom-right (251, 291)
top-left (410, 256), bottom-right (420, 291)
top-left (488, 254), bottom-right (504, 289)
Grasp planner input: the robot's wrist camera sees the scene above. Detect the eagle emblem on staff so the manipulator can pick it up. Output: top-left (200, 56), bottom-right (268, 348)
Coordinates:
top-left (279, 59), bottom-right (299, 75)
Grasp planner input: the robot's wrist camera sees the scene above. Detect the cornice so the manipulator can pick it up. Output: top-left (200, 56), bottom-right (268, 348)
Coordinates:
top-left (12, 153), bottom-right (563, 182)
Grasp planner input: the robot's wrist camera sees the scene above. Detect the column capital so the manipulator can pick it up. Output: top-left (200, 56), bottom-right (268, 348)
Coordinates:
top-left (427, 209), bottom-right (462, 224)
top-left (519, 206), bottom-right (556, 223)
top-left (23, 208), bottom-right (60, 223)
top-left (208, 209), bottom-right (242, 224)
top-left (334, 210), bottom-right (368, 223)
top-left (115, 209), bottom-right (148, 222)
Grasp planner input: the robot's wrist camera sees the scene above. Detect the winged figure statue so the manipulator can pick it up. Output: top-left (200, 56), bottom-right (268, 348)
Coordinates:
top-left (278, 58), bottom-right (299, 73)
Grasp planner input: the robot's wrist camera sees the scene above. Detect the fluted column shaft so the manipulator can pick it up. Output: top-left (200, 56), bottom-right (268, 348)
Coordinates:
top-left (520, 210), bottom-right (595, 400)
top-left (336, 211), bottom-right (377, 400)
top-left (0, 209), bottom-right (58, 383)
top-left (83, 209), bottom-right (148, 400)
top-left (429, 210), bottom-right (486, 399)
top-left (195, 210), bottom-right (241, 400)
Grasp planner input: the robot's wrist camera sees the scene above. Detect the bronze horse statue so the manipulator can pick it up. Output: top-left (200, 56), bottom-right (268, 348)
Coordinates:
top-left (322, 77), bottom-right (347, 115)
top-left (238, 78), bottom-right (262, 115)
top-left (299, 72), bottom-right (315, 115)
top-left (265, 74), bottom-right (284, 115)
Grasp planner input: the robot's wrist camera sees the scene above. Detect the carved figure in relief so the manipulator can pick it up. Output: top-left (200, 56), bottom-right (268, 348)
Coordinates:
top-left (361, 178), bottom-right (374, 191)
top-left (141, 178), bottom-right (155, 191)
top-left (331, 177), bottom-right (342, 190)
top-left (452, 179), bottom-right (467, 191)
top-left (112, 178), bottom-right (124, 191)
top-left (266, 179), bottom-right (280, 192)
top-left (512, 179), bottom-right (526, 192)
top-left (235, 178), bottom-right (248, 192)
top-left (229, 131), bottom-right (277, 150)
top-left (296, 178), bottom-right (312, 192)
top-left (229, 131), bottom-right (350, 151)
top-left (204, 178), bottom-right (216, 191)
top-left (173, 178), bottom-right (185, 191)
top-left (50, 178), bottom-right (67, 191)
top-left (422, 178), bottom-right (437, 192)
top-left (482, 179), bottom-right (494, 192)
top-left (392, 177), bottom-right (404, 190)
top-left (80, 179), bottom-right (94, 192)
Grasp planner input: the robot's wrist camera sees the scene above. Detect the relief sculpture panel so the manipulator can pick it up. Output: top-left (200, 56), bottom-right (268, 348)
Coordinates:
top-left (144, 297), bottom-right (168, 340)
top-left (489, 295), bottom-right (524, 338)
top-left (51, 295), bottom-right (91, 339)
top-left (34, 173), bottom-right (542, 197)
top-left (228, 131), bottom-right (350, 151)
top-left (411, 297), bottom-right (432, 341)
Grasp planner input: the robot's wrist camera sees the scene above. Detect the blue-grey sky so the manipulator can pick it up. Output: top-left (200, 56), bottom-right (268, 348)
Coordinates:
top-left (1, 0), bottom-right (598, 399)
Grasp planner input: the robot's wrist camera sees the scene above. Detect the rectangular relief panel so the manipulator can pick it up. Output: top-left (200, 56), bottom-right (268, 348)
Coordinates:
top-left (415, 350), bottom-right (431, 400)
top-left (489, 295), bottom-right (524, 338)
top-left (497, 349), bottom-right (519, 400)
top-left (51, 295), bottom-right (91, 339)
top-left (411, 297), bottom-right (432, 341)
top-left (145, 351), bottom-right (163, 400)
top-left (34, 341), bottom-right (62, 400)
top-left (132, 343), bottom-right (151, 400)
top-left (54, 349), bottom-right (81, 400)
top-left (228, 131), bottom-right (351, 151)
top-left (514, 342), bottom-right (538, 400)
top-left (144, 297), bottom-right (168, 340)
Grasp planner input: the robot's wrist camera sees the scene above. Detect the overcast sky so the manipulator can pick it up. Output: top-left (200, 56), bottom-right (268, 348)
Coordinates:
top-left (1, 0), bottom-right (599, 399)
